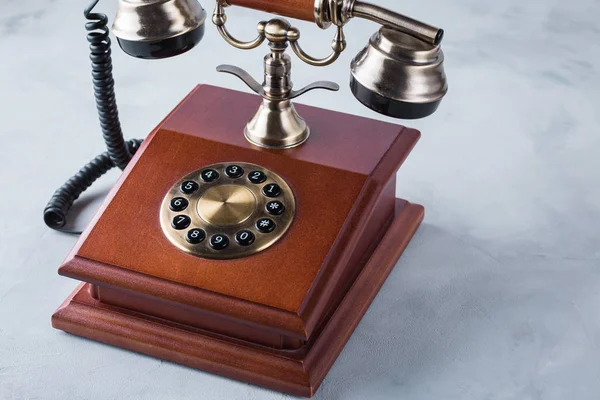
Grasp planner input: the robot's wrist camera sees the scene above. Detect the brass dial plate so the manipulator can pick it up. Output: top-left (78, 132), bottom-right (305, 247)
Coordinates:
top-left (160, 162), bottom-right (296, 260)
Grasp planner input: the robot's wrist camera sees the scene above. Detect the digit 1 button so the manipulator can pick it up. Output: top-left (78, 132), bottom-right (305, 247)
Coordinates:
top-left (256, 218), bottom-right (276, 233)
top-left (186, 229), bottom-right (206, 244)
top-left (172, 215), bottom-right (191, 230)
top-left (262, 184), bottom-right (282, 198)
top-left (248, 171), bottom-right (267, 184)
top-left (180, 181), bottom-right (199, 194)
top-left (225, 165), bottom-right (244, 179)
top-left (266, 201), bottom-right (285, 216)
top-left (235, 230), bottom-right (255, 246)
top-left (209, 234), bottom-right (229, 250)
top-left (170, 197), bottom-right (189, 212)
top-left (200, 169), bottom-right (219, 183)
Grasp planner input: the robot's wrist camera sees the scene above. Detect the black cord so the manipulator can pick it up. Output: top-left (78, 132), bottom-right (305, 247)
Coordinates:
top-left (43, 0), bottom-right (142, 234)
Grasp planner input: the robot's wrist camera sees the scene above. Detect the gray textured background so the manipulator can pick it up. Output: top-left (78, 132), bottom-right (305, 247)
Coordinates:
top-left (1, 0), bottom-right (599, 399)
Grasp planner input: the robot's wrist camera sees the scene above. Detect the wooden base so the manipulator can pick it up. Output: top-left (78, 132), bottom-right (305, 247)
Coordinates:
top-left (53, 199), bottom-right (423, 397)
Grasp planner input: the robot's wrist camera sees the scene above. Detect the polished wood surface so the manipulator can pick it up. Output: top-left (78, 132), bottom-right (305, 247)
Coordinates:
top-left (53, 200), bottom-right (425, 398)
top-left (58, 85), bottom-right (420, 342)
top-left (228, 0), bottom-right (315, 22)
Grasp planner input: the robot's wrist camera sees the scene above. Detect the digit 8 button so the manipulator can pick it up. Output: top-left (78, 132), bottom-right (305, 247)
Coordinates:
top-left (160, 162), bottom-right (295, 260)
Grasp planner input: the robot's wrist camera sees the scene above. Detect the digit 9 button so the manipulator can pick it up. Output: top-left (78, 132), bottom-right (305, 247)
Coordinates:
top-left (160, 162), bottom-right (296, 260)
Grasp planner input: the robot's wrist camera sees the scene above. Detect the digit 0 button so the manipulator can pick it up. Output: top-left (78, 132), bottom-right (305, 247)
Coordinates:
top-left (160, 162), bottom-right (296, 260)
top-left (235, 230), bottom-right (255, 246)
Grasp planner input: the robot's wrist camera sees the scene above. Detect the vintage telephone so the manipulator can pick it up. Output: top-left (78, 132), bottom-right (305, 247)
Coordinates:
top-left (47, 0), bottom-right (447, 396)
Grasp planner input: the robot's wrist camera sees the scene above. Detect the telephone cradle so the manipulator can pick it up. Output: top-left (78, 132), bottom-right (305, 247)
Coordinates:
top-left (52, 85), bottom-right (425, 397)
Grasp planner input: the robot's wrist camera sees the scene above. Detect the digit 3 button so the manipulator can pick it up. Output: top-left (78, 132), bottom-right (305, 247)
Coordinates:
top-left (266, 201), bottom-right (285, 216)
top-left (200, 169), bottom-right (219, 183)
top-left (225, 165), bottom-right (244, 179)
top-left (235, 230), bottom-right (255, 246)
top-left (256, 218), bottom-right (276, 233)
top-left (172, 215), bottom-right (191, 230)
top-left (209, 234), bottom-right (229, 250)
top-left (186, 228), bottom-right (206, 244)
top-left (262, 183), bottom-right (282, 198)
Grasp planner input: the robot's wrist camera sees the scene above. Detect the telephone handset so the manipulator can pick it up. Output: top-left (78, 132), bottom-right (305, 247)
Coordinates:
top-left (44, 0), bottom-right (446, 232)
top-left (49, 0), bottom-right (448, 396)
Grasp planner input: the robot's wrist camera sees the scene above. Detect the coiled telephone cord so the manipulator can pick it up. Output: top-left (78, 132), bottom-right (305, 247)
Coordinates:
top-left (43, 0), bottom-right (142, 234)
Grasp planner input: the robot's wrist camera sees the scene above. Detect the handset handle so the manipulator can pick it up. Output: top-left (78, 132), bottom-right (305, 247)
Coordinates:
top-left (226, 0), bottom-right (315, 22)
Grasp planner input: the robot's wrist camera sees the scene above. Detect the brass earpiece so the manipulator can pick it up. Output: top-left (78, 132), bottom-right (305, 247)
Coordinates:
top-left (112, 0), bottom-right (207, 59)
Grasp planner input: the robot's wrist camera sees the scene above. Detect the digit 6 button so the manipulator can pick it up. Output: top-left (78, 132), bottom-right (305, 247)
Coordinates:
top-left (170, 197), bottom-right (189, 212)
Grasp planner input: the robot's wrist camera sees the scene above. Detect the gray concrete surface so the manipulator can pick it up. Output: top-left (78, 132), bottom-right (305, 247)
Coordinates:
top-left (1, 0), bottom-right (599, 399)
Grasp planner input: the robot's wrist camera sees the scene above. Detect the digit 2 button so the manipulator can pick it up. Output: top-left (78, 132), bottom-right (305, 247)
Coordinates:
top-left (201, 169), bottom-right (219, 183)
top-left (248, 171), bottom-right (267, 184)
top-left (172, 215), bottom-right (191, 230)
top-left (210, 234), bottom-right (229, 250)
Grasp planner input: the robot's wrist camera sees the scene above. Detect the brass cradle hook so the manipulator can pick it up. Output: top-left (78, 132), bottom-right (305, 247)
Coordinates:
top-left (213, 3), bottom-right (344, 149)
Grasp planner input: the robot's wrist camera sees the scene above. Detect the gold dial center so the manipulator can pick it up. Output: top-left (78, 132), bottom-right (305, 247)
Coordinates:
top-left (197, 185), bottom-right (257, 227)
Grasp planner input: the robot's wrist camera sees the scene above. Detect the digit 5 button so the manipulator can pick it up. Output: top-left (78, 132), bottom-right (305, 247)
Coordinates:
top-left (262, 184), bottom-right (282, 198)
top-left (266, 201), bottom-right (285, 216)
top-left (210, 234), bottom-right (229, 250)
top-left (180, 181), bottom-right (199, 194)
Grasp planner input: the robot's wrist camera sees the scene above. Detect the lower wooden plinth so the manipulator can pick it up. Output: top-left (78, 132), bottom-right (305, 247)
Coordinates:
top-left (52, 199), bottom-right (423, 397)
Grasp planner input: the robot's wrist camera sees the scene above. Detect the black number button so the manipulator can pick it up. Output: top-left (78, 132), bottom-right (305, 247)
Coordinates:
top-left (225, 165), bottom-right (244, 179)
top-left (170, 197), bottom-right (189, 212)
top-left (209, 234), bottom-right (229, 250)
top-left (180, 181), bottom-right (199, 194)
top-left (186, 229), bottom-right (206, 244)
top-left (266, 201), bottom-right (285, 216)
top-left (201, 169), bottom-right (219, 183)
top-left (248, 171), bottom-right (267, 184)
top-left (262, 184), bottom-right (282, 198)
top-left (235, 230), bottom-right (255, 246)
top-left (172, 215), bottom-right (191, 230)
top-left (256, 218), bottom-right (276, 233)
